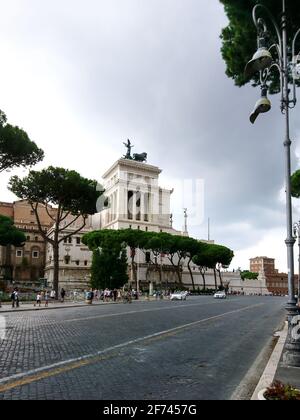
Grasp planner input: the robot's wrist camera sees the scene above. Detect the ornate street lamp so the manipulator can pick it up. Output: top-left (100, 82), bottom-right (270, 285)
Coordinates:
top-left (245, 0), bottom-right (300, 366)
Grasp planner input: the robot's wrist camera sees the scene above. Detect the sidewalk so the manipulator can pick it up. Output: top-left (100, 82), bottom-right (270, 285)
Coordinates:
top-left (0, 297), bottom-right (155, 313)
top-left (274, 351), bottom-right (300, 391)
top-left (251, 321), bottom-right (300, 399)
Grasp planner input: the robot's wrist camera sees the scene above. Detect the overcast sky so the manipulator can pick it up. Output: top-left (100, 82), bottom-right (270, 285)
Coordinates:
top-left (0, 0), bottom-right (300, 272)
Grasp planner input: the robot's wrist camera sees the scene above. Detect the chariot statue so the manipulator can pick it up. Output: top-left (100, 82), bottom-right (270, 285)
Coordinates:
top-left (123, 140), bottom-right (147, 163)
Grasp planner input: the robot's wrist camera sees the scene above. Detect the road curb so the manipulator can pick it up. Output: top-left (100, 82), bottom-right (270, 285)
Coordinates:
top-left (250, 321), bottom-right (288, 400)
top-left (0, 303), bottom-right (113, 313)
top-left (0, 299), bottom-right (153, 313)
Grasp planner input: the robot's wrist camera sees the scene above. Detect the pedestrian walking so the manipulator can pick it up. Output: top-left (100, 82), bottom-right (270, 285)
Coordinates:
top-left (104, 288), bottom-right (109, 302)
top-left (61, 288), bottom-right (66, 303)
top-left (11, 290), bottom-right (16, 308)
top-left (44, 291), bottom-right (49, 307)
top-left (117, 289), bottom-right (122, 302)
top-left (34, 292), bottom-right (42, 307)
top-left (113, 288), bottom-right (117, 302)
top-left (50, 289), bottom-right (56, 301)
top-left (14, 289), bottom-right (20, 308)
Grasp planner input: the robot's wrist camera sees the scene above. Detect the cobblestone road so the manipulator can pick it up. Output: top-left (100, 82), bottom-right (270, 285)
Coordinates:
top-left (0, 296), bottom-right (286, 400)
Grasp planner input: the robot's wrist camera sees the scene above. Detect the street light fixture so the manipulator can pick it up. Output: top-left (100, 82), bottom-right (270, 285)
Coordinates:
top-left (245, 38), bottom-right (273, 80)
top-left (249, 85), bottom-right (272, 124)
top-left (246, 0), bottom-right (300, 366)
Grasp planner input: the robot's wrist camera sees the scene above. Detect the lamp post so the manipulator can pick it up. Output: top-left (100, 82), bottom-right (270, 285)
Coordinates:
top-left (293, 222), bottom-right (300, 303)
top-left (136, 248), bottom-right (140, 298)
top-left (245, 0), bottom-right (300, 366)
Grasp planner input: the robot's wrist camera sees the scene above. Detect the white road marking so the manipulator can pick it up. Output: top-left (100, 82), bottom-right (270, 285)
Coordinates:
top-left (62, 300), bottom-right (243, 323)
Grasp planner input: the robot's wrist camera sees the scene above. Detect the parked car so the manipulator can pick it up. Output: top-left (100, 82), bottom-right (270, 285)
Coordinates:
top-left (214, 291), bottom-right (227, 299)
top-left (170, 291), bottom-right (187, 301)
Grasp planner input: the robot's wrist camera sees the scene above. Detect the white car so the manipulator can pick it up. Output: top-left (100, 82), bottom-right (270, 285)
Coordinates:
top-left (214, 291), bottom-right (227, 299)
top-left (170, 291), bottom-right (187, 301)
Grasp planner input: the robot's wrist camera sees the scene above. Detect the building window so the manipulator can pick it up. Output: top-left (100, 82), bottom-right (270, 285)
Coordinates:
top-left (76, 237), bottom-right (81, 245)
top-left (75, 260), bottom-right (80, 266)
top-left (64, 237), bottom-right (72, 244)
top-left (26, 236), bottom-right (30, 241)
top-left (32, 251), bottom-right (39, 258)
top-left (145, 227), bottom-right (148, 232)
top-left (84, 261), bottom-right (88, 266)
top-left (16, 250), bottom-right (23, 258)
top-left (64, 256), bottom-right (70, 265)
top-left (35, 236), bottom-right (39, 242)
top-left (30, 210), bottom-right (34, 215)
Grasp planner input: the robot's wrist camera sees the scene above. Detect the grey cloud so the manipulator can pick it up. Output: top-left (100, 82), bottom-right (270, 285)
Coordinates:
top-left (0, 0), bottom-right (299, 267)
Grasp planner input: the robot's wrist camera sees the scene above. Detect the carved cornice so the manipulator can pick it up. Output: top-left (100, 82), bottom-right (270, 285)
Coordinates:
top-left (102, 159), bottom-right (162, 179)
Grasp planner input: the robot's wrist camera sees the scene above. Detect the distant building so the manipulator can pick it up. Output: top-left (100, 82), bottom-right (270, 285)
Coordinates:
top-left (44, 154), bottom-right (219, 291)
top-left (99, 158), bottom-right (178, 234)
top-left (2, 151), bottom-right (236, 293)
top-left (250, 256), bottom-right (298, 295)
top-left (45, 157), bottom-right (183, 291)
top-left (264, 272), bottom-right (298, 296)
top-left (44, 215), bottom-right (93, 291)
top-left (0, 200), bottom-right (56, 288)
top-left (250, 256), bottom-right (278, 274)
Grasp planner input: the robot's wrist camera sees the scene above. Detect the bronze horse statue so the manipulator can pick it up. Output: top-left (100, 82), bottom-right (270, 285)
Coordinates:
top-left (133, 152), bottom-right (147, 163)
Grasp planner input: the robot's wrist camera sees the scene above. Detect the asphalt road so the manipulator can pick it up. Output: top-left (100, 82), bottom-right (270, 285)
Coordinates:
top-left (0, 296), bottom-right (286, 400)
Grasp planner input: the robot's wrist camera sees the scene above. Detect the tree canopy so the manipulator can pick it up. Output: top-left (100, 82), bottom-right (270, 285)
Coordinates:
top-left (9, 166), bottom-right (101, 216)
top-left (193, 243), bottom-right (233, 270)
top-left (0, 215), bottom-right (26, 247)
top-left (220, 0), bottom-right (300, 93)
top-left (0, 110), bottom-right (44, 172)
top-left (83, 229), bottom-right (234, 291)
top-left (241, 270), bottom-right (259, 280)
top-left (291, 170), bottom-right (300, 198)
top-left (91, 241), bottom-right (128, 290)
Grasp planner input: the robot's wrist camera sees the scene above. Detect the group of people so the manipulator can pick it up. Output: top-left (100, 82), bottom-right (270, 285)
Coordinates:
top-left (34, 288), bottom-right (66, 307)
top-left (89, 288), bottom-right (140, 303)
top-left (8, 288), bottom-right (67, 309)
top-left (7, 286), bottom-right (144, 308)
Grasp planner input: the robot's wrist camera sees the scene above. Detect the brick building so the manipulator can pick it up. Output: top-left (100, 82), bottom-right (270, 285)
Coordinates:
top-left (250, 256), bottom-right (298, 296)
top-left (0, 200), bottom-right (57, 287)
top-left (250, 256), bottom-right (278, 274)
top-left (265, 272), bottom-right (298, 296)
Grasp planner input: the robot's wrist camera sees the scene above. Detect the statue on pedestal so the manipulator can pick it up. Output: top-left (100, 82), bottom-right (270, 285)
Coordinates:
top-left (123, 140), bottom-right (148, 163)
top-left (123, 139), bottom-right (134, 160)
